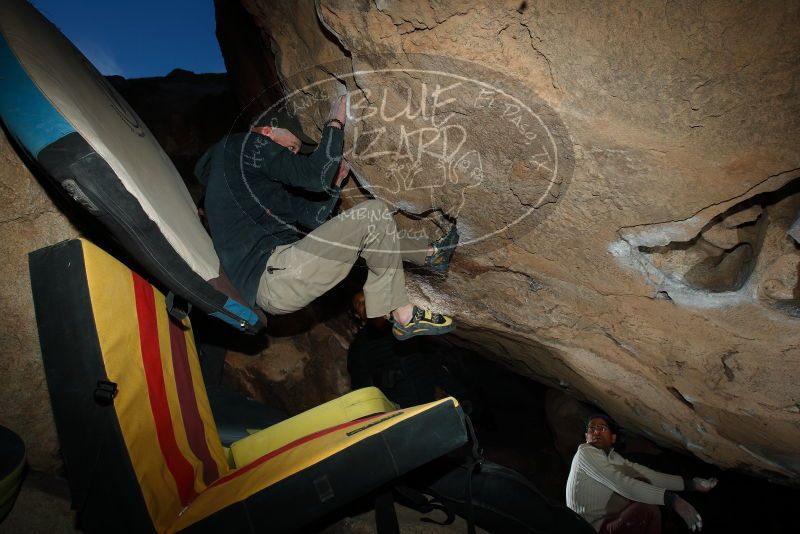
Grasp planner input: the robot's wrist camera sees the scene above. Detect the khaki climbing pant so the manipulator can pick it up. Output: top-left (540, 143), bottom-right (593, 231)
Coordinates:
top-left (256, 199), bottom-right (429, 318)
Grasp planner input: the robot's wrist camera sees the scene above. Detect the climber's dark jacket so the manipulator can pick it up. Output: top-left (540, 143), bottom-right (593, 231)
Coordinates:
top-left (195, 126), bottom-right (344, 306)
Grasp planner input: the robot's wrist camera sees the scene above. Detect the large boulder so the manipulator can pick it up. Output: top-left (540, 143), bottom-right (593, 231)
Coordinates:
top-left (224, 320), bottom-right (351, 415)
top-left (220, 0), bottom-right (800, 481)
top-left (0, 130), bottom-right (80, 472)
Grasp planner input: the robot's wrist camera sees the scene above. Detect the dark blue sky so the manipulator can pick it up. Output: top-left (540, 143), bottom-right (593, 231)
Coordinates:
top-left (30, 0), bottom-right (225, 78)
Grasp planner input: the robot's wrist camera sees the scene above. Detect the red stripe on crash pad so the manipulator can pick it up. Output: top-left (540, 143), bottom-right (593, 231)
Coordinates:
top-left (133, 273), bottom-right (196, 505)
top-left (168, 317), bottom-right (219, 485)
top-left (209, 412), bottom-right (392, 489)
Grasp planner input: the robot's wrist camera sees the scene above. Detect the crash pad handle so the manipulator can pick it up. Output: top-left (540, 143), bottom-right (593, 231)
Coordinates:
top-left (166, 291), bottom-right (192, 321)
top-left (94, 380), bottom-right (118, 406)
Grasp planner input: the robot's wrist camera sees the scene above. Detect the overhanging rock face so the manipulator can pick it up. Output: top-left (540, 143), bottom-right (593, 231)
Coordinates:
top-left (223, 0), bottom-right (800, 480)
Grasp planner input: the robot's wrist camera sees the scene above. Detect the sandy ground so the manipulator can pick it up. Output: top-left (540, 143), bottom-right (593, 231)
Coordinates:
top-left (0, 469), bottom-right (485, 534)
top-left (1, 470), bottom-right (77, 533)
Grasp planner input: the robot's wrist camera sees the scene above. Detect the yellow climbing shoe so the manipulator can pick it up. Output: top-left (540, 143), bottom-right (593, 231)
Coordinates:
top-left (392, 306), bottom-right (456, 341)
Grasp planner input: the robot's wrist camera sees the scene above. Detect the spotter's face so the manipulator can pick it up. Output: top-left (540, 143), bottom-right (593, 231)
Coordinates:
top-left (352, 292), bottom-right (367, 321)
top-left (585, 417), bottom-right (616, 452)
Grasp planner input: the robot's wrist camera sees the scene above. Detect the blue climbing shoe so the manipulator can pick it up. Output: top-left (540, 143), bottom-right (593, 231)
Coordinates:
top-left (426, 224), bottom-right (459, 274)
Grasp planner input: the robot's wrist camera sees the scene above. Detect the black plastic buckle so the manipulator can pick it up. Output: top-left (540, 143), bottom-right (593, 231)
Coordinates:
top-left (166, 291), bottom-right (192, 321)
top-left (94, 380), bottom-right (118, 406)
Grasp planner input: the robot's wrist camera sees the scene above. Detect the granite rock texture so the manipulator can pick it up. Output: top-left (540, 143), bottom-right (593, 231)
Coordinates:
top-left (222, 0), bottom-right (800, 480)
top-left (224, 320), bottom-right (352, 415)
top-left (0, 130), bottom-right (80, 472)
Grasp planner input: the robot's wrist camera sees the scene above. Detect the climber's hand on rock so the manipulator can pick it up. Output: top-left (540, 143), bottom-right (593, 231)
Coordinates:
top-left (334, 158), bottom-right (350, 187)
top-left (327, 95), bottom-right (347, 127)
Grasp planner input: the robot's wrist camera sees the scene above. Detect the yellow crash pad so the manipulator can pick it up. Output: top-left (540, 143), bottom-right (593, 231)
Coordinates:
top-left (231, 387), bottom-right (397, 467)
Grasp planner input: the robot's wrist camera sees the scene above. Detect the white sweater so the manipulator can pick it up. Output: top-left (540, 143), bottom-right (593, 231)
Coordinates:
top-left (566, 444), bottom-right (685, 531)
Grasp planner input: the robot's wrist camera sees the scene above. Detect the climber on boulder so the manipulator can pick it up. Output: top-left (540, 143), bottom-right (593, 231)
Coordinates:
top-left (566, 414), bottom-right (717, 533)
top-left (195, 95), bottom-right (459, 340)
